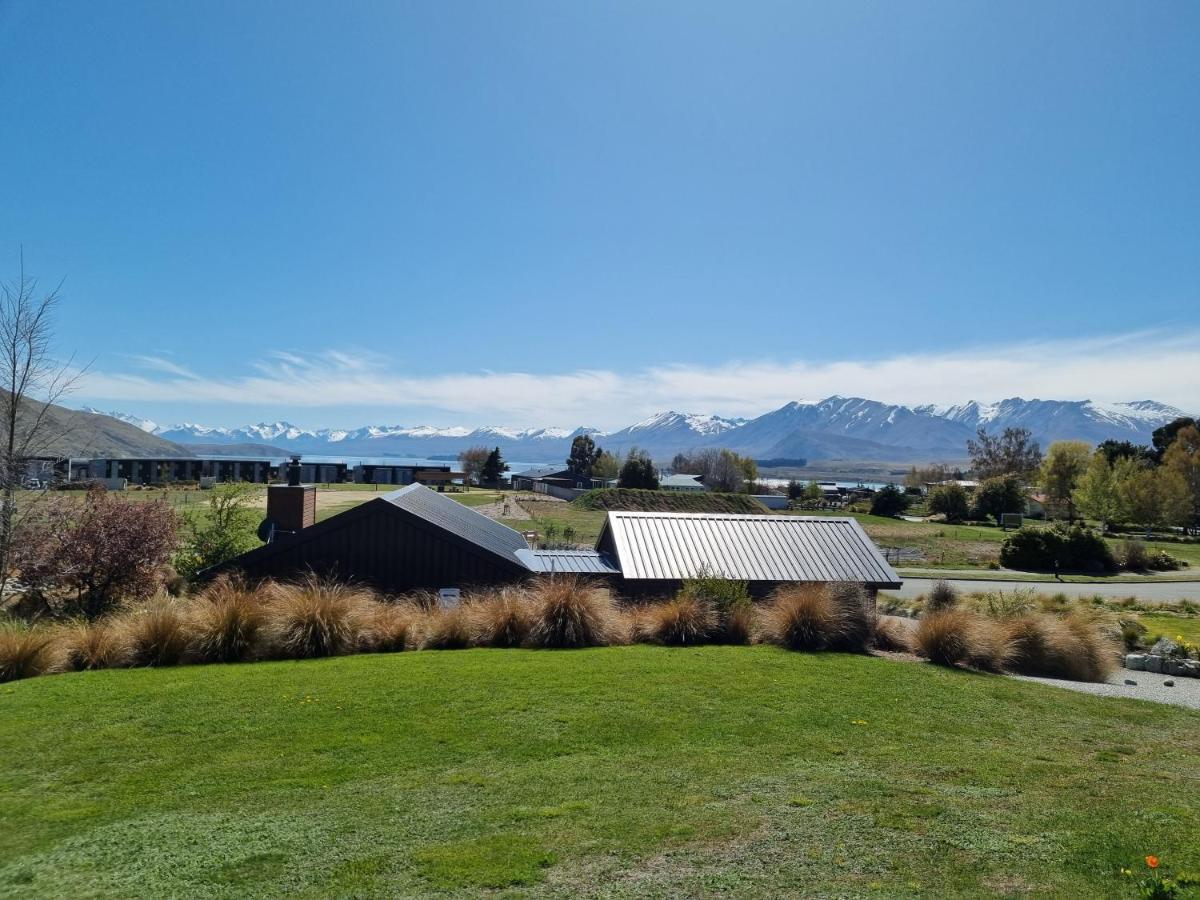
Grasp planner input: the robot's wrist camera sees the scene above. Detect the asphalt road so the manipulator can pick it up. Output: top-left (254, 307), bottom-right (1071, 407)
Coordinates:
top-left (889, 576), bottom-right (1200, 604)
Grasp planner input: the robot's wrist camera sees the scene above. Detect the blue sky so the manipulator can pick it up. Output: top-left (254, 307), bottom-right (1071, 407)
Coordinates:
top-left (1, 1), bottom-right (1197, 429)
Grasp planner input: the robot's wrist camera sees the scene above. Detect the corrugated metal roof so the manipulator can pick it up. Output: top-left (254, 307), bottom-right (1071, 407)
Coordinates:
top-left (660, 474), bottom-right (706, 488)
top-left (512, 465), bottom-right (567, 479)
top-left (601, 512), bottom-right (901, 587)
top-left (382, 484), bottom-right (532, 569)
top-left (516, 549), bottom-right (621, 575)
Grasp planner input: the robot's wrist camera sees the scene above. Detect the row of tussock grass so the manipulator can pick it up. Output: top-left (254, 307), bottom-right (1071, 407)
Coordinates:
top-left (910, 581), bottom-right (1119, 681)
top-left (1, 578), bottom-right (887, 683)
top-left (0, 576), bottom-right (1118, 684)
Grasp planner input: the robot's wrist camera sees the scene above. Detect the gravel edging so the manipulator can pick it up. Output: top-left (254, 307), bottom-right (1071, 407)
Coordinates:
top-left (1008, 670), bottom-right (1200, 711)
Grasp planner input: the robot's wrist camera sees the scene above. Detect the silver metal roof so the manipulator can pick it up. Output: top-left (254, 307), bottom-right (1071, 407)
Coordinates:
top-left (516, 549), bottom-right (621, 575)
top-left (600, 512), bottom-right (901, 588)
top-left (382, 484), bottom-right (532, 568)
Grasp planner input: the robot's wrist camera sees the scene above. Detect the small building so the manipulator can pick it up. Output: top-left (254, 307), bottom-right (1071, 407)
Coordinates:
top-left (660, 473), bottom-right (707, 492)
top-left (209, 483), bottom-right (901, 598)
top-left (511, 466), bottom-right (602, 493)
top-left (595, 510), bottom-right (901, 598)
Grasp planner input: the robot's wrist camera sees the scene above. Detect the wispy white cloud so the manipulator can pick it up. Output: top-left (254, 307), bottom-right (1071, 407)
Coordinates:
top-left (76, 330), bottom-right (1200, 428)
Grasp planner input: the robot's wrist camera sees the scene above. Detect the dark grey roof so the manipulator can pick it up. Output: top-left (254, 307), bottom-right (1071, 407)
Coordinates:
top-left (516, 549), bottom-right (621, 575)
top-left (599, 512), bottom-right (901, 588)
top-left (512, 465), bottom-right (568, 479)
top-left (382, 484), bottom-right (531, 569)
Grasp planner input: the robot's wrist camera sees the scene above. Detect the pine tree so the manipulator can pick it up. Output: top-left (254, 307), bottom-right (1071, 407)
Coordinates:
top-left (480, 447), bottom-right (508, 485)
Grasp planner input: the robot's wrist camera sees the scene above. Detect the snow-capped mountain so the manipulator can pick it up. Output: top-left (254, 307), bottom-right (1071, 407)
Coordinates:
top-left (84, 396), bottom-right (1190, 462)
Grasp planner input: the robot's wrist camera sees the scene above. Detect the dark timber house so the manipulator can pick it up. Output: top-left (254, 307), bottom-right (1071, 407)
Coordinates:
top-left (210, 480), bottom-right (900, 598)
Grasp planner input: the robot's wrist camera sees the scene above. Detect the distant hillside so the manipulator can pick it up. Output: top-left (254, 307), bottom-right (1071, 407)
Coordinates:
top-left (21, 403), bottom-right (193, 458)
top-left (573, 489), bottom-right (767, 514)
top-left (182, 442), bottom-right (290, 457)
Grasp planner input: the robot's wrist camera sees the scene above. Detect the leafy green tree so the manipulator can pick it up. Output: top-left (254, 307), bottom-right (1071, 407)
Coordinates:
top-left (177, 482), bottom-right (260, 579)
top-left (480, 447), bottom-right (509, 485)
top-left (804, 481), bottom-right (823, 504)
top-left (972, 476), bottom-right (1025, 524)
top-left (870, 484), bottom-right (909, 517)
top-left (1120, 465), bottom-right (1191, 532)
top-left (592, 450), bottom-right (620, 482)
top-left (1039, 440), bottom-right (1091, 521)
top-left (786, 479), bottom-right (804, 501)
top-left (1073, 452), bottom-right (1126, 531)
top-left (927, 483), bottom-right (970, 523)
top-left (1152, 417), bottom-right (1198, 462)
top-left (566, 434), bottom-right (601, 477)
top-left (1163, 425), bottom-right (1200, 535)
top-left (1096, 439), bottom-right (1154, 466)
top-left (618, 448), bottom-right (659, 490)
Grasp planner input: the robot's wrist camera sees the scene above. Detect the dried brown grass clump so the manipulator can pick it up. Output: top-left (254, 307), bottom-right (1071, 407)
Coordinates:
top-left (360, 601), bottom-right (418, 652)
top-left (925, 579), bottom-right (960, 612)
top-left (915, 608), bottom-right (984, 667)
top-left (759, 583), bottom-right (873, 653)
top-left (55, 620), bottom-right (132, 671)
top-left (187, 575), bottom-right (267, 663)
top-left (635, 595), bottom-right (717, 646)
top-left (0, 622), bottom-right (57, 682)
top-left (114, 598), bottom-right (192, 667)
top-left (1003, 614), bottom-right (1117, 682)
top-left (415, 603), bottom-right (473, 650)
top-left (719, 602), bottom-right (756, 646)
top-left (467, 591), bottom-right (532, 649)
top-left (525, 577), bottom-right (616, 649)
top-left (871, 616), bottom-right (913, 653)
top-left (262, 576), bottom-right (374, 659)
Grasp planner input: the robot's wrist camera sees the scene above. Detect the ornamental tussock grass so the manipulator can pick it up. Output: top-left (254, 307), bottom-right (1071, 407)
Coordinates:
top-left (466, 590), bottom-right (532, 649)
top-left (925, 579), bottom-right (959, 612)
top-left (634, 595), bottom-right (717, 646)
top-left (0, 621), bottom-right (57, 682)
top-left (262, 576), bottom-right (374, 659)
top-left (871, 616), bottom-right (913, 653)
top-left (359, 601), bottom-right (418, 653)
top-left (1003, 614), bottom-right (1117, 682)
top-left (415, 603), bottom-right (472, 650)
top-left (915, 608), bottom-right (986, 668)
top-left (187, 575), bottom-right (267, 663)
top-left (54, 620), bottom-right (132, 671)
top-left (113, 597), bottom-right (192, 667)
top-left (759, 583), bottom-right (873, 653)
top-left (525, 576), bottom-right (617, 649)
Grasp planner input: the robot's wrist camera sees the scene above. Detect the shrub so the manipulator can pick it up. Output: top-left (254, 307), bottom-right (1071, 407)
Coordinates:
top-left (467, 591), bottom-right (532, 649)
top-left (973, 476), bottom-right (1025, 524)
top-left (870, 484), bottom-right (909, 517)
top-left (262, 576), bottom-right (373, 659)
top-left (915, 609), bottom-right (987, 667)
top-left (0, 621), bottom-right (57, 682)
top-left (114, 598), bottom-right (192, 667)
top-left (525, 577), bottom-right (616, 649)
top-left (360, 602), bottom-right (417, 652)
top-left (55, 620), bottom-right (132, 671)
top-left (187, 575), bottom-right (267, 663)
top-left (999, 524), bottom-right (1117, 574)
top-left (1121, 539), bottom-right (1150, 572)
top-left (871, 616), bottom-right (913, 653)
top-left (677, 570), bottom-right (753, 644)
top-left (635, 595), bottom-right (717, 646)
top-left (759, 583), bottom-right (872, 653)
top-left (415, 603), bottom-right (473, 650)
top-left (925, 580), bottom-right (959, 612)
top-left (1002, 615), bottom-right (1116, 682)
top-left (927, 484), bottom-right (970, 523)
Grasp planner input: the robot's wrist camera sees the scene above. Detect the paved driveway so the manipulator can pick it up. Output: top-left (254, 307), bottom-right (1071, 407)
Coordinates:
top-left (889, 576), bottom-right (1200, 604)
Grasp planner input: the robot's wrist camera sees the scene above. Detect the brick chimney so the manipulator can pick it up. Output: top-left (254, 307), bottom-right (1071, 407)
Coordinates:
top-left (266, 456), bottom-right (315, 536)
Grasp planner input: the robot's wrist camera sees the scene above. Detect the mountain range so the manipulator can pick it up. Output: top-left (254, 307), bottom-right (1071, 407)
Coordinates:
top-left (82, 397), bottom-right (1190, 463)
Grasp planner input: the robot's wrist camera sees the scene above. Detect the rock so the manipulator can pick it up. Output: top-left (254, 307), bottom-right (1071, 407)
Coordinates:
top-left (1124, 679), bottom-right (1138, 686)
top-left (1164, 680), bottom-right (1175, 687)
top-left (1150, 637), bottom-right (1182, 657)
top-left (1181, 660), bottom-right (1200, 678)
top-left (1124, 654), bottom-right (1147, 671)
top-left (1145, 655), bottom-right (1163, 674)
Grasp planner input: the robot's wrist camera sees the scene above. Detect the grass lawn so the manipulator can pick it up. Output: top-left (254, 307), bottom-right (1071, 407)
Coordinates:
top-left (1, 647), bottom-right (1197, 898)
top-left (1138, 612), bottom-right (1200, 646)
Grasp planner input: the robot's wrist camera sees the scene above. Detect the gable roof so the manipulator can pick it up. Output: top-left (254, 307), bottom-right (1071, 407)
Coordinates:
top-left (597, 511), bottom-right (901, 588)
top-left (512, 465), bottom-right (568, 479)
top-left (660, 474), bottom-right (705, 488)
top-left (203, 483), bottom-right (534, 579)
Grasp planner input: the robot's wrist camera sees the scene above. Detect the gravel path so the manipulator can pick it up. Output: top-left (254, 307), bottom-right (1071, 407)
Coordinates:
top-left (1009, 670), bottom-right (1200, 711)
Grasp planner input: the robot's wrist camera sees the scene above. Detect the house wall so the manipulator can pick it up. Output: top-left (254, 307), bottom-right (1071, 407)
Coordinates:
top-left (229, 506), bottom-right (528, 594)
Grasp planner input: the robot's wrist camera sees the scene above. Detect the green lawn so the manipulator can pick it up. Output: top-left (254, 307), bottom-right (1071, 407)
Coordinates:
top-left (1, 647), bottom-right (1197, 898)
top-left (1138, 612), bottom-right (1200, 646)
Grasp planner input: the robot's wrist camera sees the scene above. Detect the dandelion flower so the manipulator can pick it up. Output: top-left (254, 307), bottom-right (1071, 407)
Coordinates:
top-left (1145, 855), bottom-right (1159, 869)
